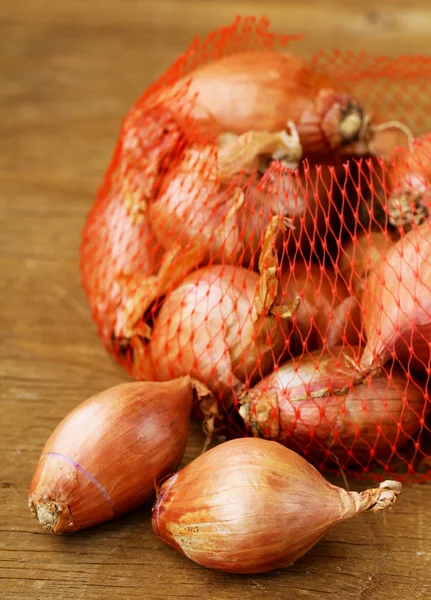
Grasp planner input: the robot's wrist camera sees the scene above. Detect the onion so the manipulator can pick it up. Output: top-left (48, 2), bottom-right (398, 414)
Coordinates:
top-left (360, 221), bottom-right (431, 373)
top-left (152, 438), bottom-right (402, 574)
top-left (147, 218), bottom-right (297, 408)
top-left (276, 262), bottom-right (362, 355)
top-left (339, 230), bottom-right (398, 302)
top-left (239, 348), bottom-right (426, 465)
top-left (80, 186), bottom-right (164, 348)
top-left (80, 103), bottom-right (188, 355)
top-left (148, 145), bottom-right (257, 268)
top-left (149, 155), bottom-right (348, 269)
top-left (28, 378), bottom-right (217, 533)
top-left (80, 171), bottom-right (202, 380)
top-left (156, 50), bottom-right (371, 159)
top-left (147, 50), bottom-right (363, 267)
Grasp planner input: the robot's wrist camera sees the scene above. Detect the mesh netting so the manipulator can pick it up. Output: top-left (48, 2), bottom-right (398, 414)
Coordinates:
top-left (80, 16), bottom-right (431, 481)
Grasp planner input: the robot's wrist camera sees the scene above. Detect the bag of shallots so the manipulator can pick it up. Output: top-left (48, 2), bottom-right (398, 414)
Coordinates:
top-left (80, 16), bottom-right (431, 481)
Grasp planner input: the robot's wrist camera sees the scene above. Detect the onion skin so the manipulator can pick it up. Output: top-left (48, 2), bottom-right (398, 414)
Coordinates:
top-left (79, 105), bottom-right (183, 350)
top-left (148, 147), bottom-right (250, 267)
top-left (148, 264), bottom-right (290, 408)
top-left (28, 378), bottom-right (208, 533)
top-left (369, 127), bottom-right (412, 163)
top-left (80, 188), bottom-right (164, 348)
top-left (360, 221), bottom-right (431, 373)
top-left (277, 263), bottom-right (361, 355)
top-left (398, 136), bottom-right (431, 186)
top-left (152, 438), bottom-right (402, 574)
top-left (158, 51), bottom-right (369, 158)
top-left (339, 230), bottom-right (398, 303)
top-left (239, 348), bottom-right (426, 464)
top-left (116, 102), bottom-right (187, 219)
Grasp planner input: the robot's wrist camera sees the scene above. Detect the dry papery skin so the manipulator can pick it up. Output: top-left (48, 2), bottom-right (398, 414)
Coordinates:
top-left (152, 438), bottom-right (402, 574)
top-left (28, 378), bottom-right (217, 533)
top-left (80, 184), bottom-right (164, 347)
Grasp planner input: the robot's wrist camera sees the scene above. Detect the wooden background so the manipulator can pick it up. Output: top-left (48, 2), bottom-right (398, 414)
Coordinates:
top-left (1, 1), bottom-right (431, 599)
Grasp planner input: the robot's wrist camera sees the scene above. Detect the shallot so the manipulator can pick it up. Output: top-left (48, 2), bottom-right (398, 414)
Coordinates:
top-left (149, 155), bottom-right (346, 268)
top-left (29, 378), bottom-right (217, 533)
top-left (360, 220), bottom-right (431, 373)
top-left (156, 50), bottom-right (371, 159)
top-left (79, 105), bottom-right (199, 368)
top-left (127, 47), bottom-right (410, 226)
top-left (147, 218), bottom-right (297, 408)
top-left (239, 348), bottom-right (426, 464)
top-left (261, 159), bottom-right (348, 262)
top-left (152, 438), bottom-right (402, 574)
top-left (80, 187), bottom-right (164, 349)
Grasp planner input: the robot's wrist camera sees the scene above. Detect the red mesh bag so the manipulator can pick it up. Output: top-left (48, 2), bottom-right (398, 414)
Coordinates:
top-left (80, 16), bottom-right (431, 481)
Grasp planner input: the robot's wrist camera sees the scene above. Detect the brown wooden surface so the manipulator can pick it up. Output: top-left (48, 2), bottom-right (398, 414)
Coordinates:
top-left (2, 1), bottom-right (431, 599)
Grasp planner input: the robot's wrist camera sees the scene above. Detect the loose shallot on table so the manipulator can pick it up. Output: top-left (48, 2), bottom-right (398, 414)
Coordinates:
top-left (29, 378), bottom-right (217, 533)
top-left (152, 438), bottom-right (402, 574)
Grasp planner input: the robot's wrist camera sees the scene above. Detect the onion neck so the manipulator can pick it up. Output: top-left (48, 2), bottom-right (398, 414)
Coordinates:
top-left (349, 480), bottom-right (402, 516)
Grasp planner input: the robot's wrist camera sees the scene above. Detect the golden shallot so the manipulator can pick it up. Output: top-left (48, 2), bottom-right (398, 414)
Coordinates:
top-left (147, 218), bottom-right (297, 408)
top-left (239, 348), bottom-right (426, 464)
top-left (152, 438), bottom-right (402, 574)
top-left (29, 378), bottom-right (217, 533)
top-left (360, 221), bottom-right (431, 373)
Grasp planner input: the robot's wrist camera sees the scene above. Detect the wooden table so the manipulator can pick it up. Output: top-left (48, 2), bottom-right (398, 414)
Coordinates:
top-left (2, 1), bottom-right (431, 598)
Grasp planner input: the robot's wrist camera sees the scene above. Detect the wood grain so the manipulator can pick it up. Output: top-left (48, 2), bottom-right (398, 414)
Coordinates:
top-left (1, 1), bottom-right (431, 599)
